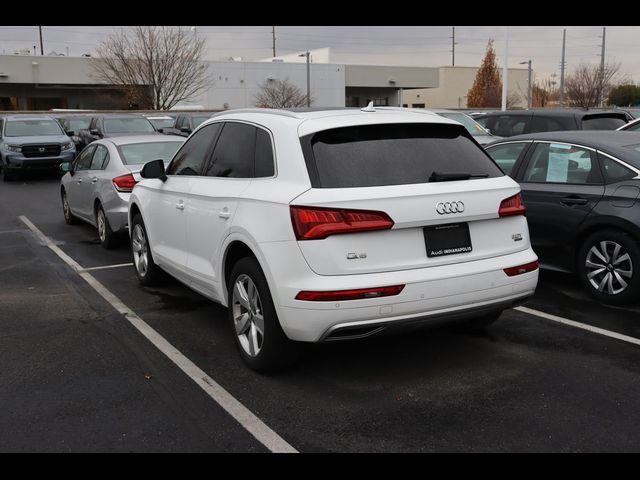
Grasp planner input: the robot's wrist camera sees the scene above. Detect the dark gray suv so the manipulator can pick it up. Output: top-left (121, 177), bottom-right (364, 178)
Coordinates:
top-left (0, 115), bottom-right (76, 181)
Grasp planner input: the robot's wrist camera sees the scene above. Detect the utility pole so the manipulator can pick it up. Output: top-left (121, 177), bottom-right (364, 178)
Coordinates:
top-left (272, 26), bottom-right (276, 57)
top-left (501, 26), bottom-right (509, 111)
top-left (599, 27), bottom-right (606, 107)
top-left (299, 51), bottom-right (311, 107)
top-left (38, 26), bottom-right (43, 55)
top-left (560, 28), bottom-right (566, 107)
top-left (451, 26), bottom-right (457, 66)
top-left (520, 60), bottom-right (532, 109)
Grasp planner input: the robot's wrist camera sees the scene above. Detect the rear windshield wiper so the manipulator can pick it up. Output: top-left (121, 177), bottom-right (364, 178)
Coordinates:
top-left (428, 171), bottom-right (489, 182)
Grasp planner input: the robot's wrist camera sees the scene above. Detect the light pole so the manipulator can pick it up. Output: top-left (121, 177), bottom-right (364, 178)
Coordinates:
top-left (520, 60), bottom-right (532, 109)
top-left (298, 51), bottom-right (311, 107)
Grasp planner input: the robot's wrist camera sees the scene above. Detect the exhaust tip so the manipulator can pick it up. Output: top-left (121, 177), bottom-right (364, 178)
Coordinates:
top-left (324, 325), bottom-right (386, 342)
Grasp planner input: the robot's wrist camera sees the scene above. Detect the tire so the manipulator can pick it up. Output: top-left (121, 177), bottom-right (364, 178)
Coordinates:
top-left (228, 257), bottom-right (302, 372)
top-left (96, 204), bottom-right (118, 249)
top-left (577, 229), bottom-right (640, 305)
top-left (61, 189), bottom-right (79, 225)
top-left (3, 167), bottom-right (14, 182)
top-left (454, 310), bottom-right (503, 332)
top-left (130, 213), bottom-right (163, 286)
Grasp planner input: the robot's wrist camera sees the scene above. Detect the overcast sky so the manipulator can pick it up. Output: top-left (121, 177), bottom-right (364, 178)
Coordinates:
top-left (1, 26), bottom-right (639, 83)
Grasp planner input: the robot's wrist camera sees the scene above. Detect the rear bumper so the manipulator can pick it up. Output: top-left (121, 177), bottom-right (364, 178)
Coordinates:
top-left (260, 241), bottom-right (538, 342)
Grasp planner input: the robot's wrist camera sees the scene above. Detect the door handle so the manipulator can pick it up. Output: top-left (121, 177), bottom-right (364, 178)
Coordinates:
top-left (77, 178), bottom-right (83, 184)
top-left (560, 196), bottom-right (588, 206)
top-left (176, 202), bottom-right (185, 211)
top-left (219, 208), bottom-right (231, 219)
top-left (91, 177), bottom-right (98, 184)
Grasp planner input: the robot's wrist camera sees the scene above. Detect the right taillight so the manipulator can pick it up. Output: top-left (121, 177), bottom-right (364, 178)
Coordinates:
top-left (290, 205), bottom-right (394, 240)
top-left (499, 193), bottom-right (526, 217)
top-left (112, 173), bottom-right (137, 193)
top-left (504, 260), bottom-right (539, 277)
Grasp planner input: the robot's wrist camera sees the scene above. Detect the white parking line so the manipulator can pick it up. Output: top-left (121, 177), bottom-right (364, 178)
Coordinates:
top-left (77, 263), bottom-right (134, 273)
top-left (19, 215), bottom-right (297, 454)
top-left (515, 306), bottom-right (640, 347)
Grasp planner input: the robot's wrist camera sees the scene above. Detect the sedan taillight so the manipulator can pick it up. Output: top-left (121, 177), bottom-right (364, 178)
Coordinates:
top-left (290, 205), bottom-right (394, 240)
top-left (112, 173), bottom-right (137, 193)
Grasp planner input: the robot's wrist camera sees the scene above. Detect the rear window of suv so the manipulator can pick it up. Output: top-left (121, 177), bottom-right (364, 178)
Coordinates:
top-left (301, 123), bottom-right (503, 188)
top-left (581, 115), bottom-right (627, 130)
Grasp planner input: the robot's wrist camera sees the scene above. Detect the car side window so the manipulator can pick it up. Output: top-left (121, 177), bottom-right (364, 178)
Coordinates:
top-left (166, 123), bottom-right (221, 176)
top-left (599, 154), bottom-right (637, 183)
top-left (485, 142), bottom-right (529, 176)
top-left (523, 143), bottom-right (601, 185)
top-left (205, 122), bottom-right (255, 178)
top-left (90, 145), bottom-right (109, 170)
top-left (75, 145), bottom-right (96, 171)
top-left (625, 122), bottom-right (640, 132)
top-left (174, 116), bottom-right (183, 130)
top-left (530, 116), bottom-right (564, 133)
top-left (254, 128), bottom-right (275, 177)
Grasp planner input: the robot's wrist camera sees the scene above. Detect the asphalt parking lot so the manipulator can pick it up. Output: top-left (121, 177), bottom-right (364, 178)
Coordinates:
top-left (3, 174), bottom-right (640, 452)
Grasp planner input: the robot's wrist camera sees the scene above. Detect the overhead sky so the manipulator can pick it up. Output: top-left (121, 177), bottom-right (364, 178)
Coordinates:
top-left (1, 26), bottom-right (639, 84)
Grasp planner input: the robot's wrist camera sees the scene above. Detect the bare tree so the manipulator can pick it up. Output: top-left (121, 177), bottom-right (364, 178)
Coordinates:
top-left (254, 78), bottom-right (311, 108)
top-left (92, 26), bottom-right (211, 110)
top-left (564, 62), bottom-right (621, 108)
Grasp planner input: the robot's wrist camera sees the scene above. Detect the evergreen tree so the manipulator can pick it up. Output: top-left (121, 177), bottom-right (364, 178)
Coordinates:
top-left (467, 39), bottom-right (502, 108)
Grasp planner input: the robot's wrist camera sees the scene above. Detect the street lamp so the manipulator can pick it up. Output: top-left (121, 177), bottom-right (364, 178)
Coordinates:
top-left (298, 51), bottom-right (311, 107)
top-left (520, 60), bottom-right (532, 109)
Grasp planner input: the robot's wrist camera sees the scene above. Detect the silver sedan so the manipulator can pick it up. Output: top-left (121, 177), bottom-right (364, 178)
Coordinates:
top-left (60, 135), bottom-right (185, 248)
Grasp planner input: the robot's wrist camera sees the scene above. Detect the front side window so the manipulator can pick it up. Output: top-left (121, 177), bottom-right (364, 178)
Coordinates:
top-left (90, 145), bottom-right (109, 170)
top-left (192, 116), bottom-right (211, 130)
top-left (486, 142), bottom-right (529, 176)
top-left (167, 123), bottom-right (221, 176)
top-left (5, 119), bottom-right (64, 137)
top-left (75, 145), bottom-right (96, 171)
top-left (103, 117), bottom-right (155, 134)
top-left (205, 122), bottom-right (255, 178)
top-left (523, 143), bottom-right (601, 184)
top-left (438, 112), bottom-right (490, 137)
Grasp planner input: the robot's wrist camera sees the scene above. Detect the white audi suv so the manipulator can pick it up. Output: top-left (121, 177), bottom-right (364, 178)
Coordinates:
top-left (129, 106), bottom-right (539, 371)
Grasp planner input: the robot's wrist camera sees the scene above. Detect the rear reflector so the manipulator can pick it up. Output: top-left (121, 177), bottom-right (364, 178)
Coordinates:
top-left (499, 193), bottom-right (526, 217)
top-left (504, 260), bottom-right (539, 277)
top-left (295, 285), bottom-right (405, 302)
top-left (290, 205), bottom-right (394, 240)
top-left (112, 173), bottom-right (137, 193)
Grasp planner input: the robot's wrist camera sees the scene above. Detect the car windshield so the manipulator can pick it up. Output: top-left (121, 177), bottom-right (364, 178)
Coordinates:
top-left (66, 118), bottom-right (91, 132)
top-left (5, 119), bottom-right (64, 137)
top-left (192, 116), bottom-right (211, 129)
top-left (147, 118), bottom-right (175, 129)
top-left (117, 141), bottom-right (183, 165)
top-left (438, 112), bottom-right (490, 137)
top-left (103, 117), bottom-right (155, 134)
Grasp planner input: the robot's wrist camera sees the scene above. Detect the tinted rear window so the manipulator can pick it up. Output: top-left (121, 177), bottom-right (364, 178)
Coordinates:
top-left (582, 116), bottom-right (627, 130)
top-left (302, 123), bottom-right (502, 188)
top-left (103, 117), bottom-right (155, 134)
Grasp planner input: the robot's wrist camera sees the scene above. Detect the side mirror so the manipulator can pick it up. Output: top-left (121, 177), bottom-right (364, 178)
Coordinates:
top-left (157, 128), bottom-right (164, 133)
top-left (140, 159), bottom-right (167, 182)
top-left (90, 128), bottom-right (101, 136)
top-left (485, 128), bottom-right (492, 134)
top-left (180, 127), bottom-right (191, 134)
top-left (66, 130), bottom-right (75, 137)
top-left (60, 162), bottom-right (72, 173)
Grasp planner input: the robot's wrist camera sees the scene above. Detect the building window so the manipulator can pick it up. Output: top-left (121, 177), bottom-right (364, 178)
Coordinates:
top-left (368, 97), bottom-right (389, 107)
top-left (412, 103), bottom-right (426, 108)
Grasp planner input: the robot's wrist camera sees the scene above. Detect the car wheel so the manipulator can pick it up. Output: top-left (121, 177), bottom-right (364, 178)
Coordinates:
top-left (130, 214), bottom-right (163, 286)
top-left (228, 257), bottom-right (302, 372)
top-left (96, 204), bottom-right (117, 249)
top-left (61, 189), bottom-right (79, 225)
top-left (578, 229), bottom-right (640, 305)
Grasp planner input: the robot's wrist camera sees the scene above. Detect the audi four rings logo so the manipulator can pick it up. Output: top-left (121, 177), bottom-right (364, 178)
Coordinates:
top-left (436, 201), bottom-right (465, 214)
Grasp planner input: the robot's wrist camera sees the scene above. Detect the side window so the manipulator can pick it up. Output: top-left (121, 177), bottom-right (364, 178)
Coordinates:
top-left (486, 142), bottom-right (529, 176)
top-left (599, 154), bottom-right (637, 183)
top-left (475, 117), bottom-right (490, 128)
top-left (90, 145), bottom-right (109, 170)
top-left (255, 128), bottom-right (275, 177)
top-left (530, 116), bottom-right (565, 133)
top-left (75, 145), bottom-right (96, 171)
top-left (523, 143), bottom-right (601, 185)
top-left (205, 122), bottom-right (255, 178)
top-left (625, 121), bottom-right (640, 132)
top-left (166, 123), bottom-right (221, 176)
top-left (174, 116), bottom-right (183, 130)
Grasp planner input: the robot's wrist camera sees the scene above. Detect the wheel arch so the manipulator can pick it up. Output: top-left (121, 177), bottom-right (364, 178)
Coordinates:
top-left (575, 216), bottom-right (640, 269)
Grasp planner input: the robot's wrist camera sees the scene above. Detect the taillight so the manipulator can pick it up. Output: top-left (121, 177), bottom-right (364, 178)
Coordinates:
top-left (290, 205), bottom-right (394, 240)
top-left (504, 260), bottom-right (539, 277)
top-left (499, 193), bottom-right (526, 217)
top-left (295, 285), bottom-right (405, 301)
top-left (112, 173), bottom-right (137, 193)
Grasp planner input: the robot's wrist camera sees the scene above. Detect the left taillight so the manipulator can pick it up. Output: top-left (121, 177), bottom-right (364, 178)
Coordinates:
top-left (112, 173), bottom-right (137, 193)
top-left (290, 205), bottom-right (394, 240)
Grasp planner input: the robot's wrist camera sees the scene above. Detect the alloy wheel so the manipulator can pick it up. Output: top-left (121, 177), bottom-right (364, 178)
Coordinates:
top-left (97, 209), bottom-right (106, 242)
top-left (232, 274), bottom-right (264, 357)
top-left (585, 240), bottom-right (633, 295)
top-left (63, 193), bottom-right (71, 221)
top-left (131, 224), bottom-right (149, 277)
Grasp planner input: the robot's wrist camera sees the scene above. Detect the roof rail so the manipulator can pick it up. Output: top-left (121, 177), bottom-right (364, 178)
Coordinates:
top-left (209, 108), bottom-right (303, 120)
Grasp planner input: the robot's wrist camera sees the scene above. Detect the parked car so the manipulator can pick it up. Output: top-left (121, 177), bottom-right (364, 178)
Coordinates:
top-left (474, 109), bottom-right (630, 137)
top-left (54, 113), bottom-right (93, 150)
top-left (60, 135), bottom-right (184, 248)
top-left (77, 114), bottom-right (159, 150)
top-left (142, 114), bottom-right (176, 133)
top-left (429, 109), bottom-right (502, 145)
top-left (162, 112), bottom-right (214, 137)
top-left (485, 131), bottom-right (640, 304)
top-left (0, 114), bottom-right (76, 181)
top-left (617, 117), bottom-right (640, 132)
top-left (129, 106), bottom-right (538, 371)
